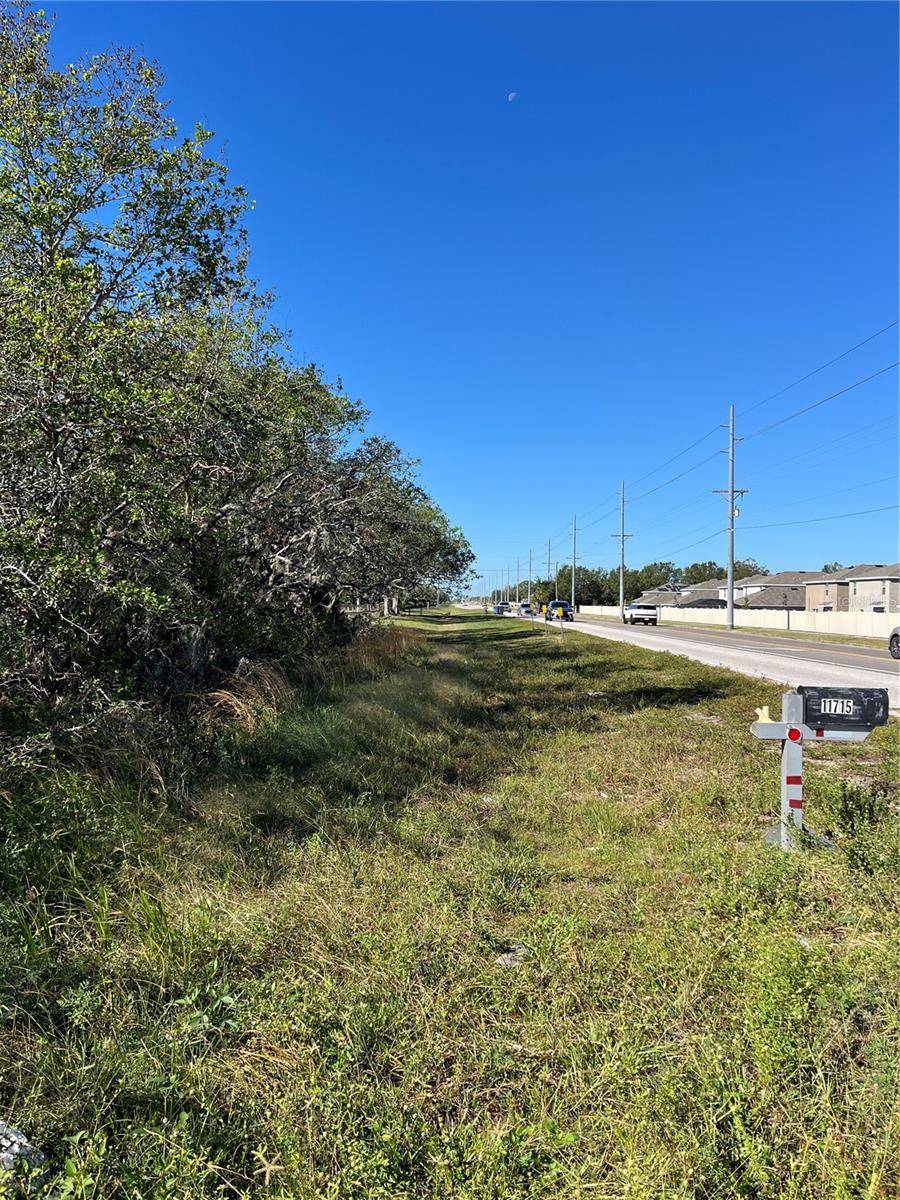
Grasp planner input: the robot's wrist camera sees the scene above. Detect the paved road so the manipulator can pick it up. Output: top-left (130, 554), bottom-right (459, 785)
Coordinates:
top-left (517, 614), bottom-right (900, 706)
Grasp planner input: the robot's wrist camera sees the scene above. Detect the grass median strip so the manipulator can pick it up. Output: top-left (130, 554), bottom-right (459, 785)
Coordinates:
top-left (2, 613), bottom-right (898, 1198)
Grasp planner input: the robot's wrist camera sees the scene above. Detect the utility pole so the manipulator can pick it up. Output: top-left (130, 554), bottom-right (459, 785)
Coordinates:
top-left (714, 405), bottom-right (747, 631)
top-left (527, 549), bottom-right (532, 606)
top-left (547, 539), bottom-right (551, 590)
top-left (555, 560), bottom-right (559, 599)
top-left (516, 558), bottom-right (520, 607)
top-left (611, 479), bottom-right (633, 622)
top-left (571, 514), bottom-right (577, 610)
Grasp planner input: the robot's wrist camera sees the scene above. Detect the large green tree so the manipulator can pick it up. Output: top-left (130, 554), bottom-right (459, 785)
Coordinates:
top-left (0, 3), bottom-right (471, 725)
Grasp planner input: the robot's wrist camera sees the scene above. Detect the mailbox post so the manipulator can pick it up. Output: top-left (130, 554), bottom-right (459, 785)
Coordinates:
top-left (751, 687), bottom-right (889, 850)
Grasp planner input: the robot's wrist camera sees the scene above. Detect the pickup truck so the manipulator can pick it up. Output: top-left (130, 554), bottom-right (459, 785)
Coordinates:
top-left (623, 603), bottom-right (658, 626)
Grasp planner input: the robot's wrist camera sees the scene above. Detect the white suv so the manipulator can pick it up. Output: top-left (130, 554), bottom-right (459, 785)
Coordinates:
top-left (623, 603), bottom-right (658, 626)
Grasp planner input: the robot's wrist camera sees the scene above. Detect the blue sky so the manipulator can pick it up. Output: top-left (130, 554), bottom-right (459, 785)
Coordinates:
top-left (50, 2), bottom-right (898, 586)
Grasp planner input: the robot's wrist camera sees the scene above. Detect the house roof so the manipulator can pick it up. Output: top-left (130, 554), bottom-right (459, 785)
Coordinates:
top-left (674, 579), bottom-right (727, 607)
top-left (840, 562), bottom-right (900, 582)
top-left (737, 571), bottom-right (817, 587)
top-left (805, 563), bottom-right (900, 584)
top-left (681, 577), bottom-right (726, 592)
top-left (635, 588), bottom-right (682, 605)
top-left (739, 585), bottom-right (806, 609)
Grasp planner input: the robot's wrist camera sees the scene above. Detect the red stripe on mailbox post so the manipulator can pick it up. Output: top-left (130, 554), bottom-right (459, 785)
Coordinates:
top-left (788, 799), bottom-right (803, 809)
top-left (786, 776), bottom-right (802, 785)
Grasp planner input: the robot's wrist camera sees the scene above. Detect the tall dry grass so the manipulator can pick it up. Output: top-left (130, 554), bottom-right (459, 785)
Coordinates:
top-left (334, 625), bottom-right (425, 682)
top-left (204, 661), bottom-right (296, 735)
top-left (202, 627), bottom-right (425, 735)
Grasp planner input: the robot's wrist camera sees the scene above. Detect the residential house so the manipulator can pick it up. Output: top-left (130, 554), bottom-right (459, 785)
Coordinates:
top-left (740, 585), bottom-right (806, 611)
top-left (734, 571), bottom-right (818, 611)
top-left (632, 583), bottom-right (683, 606)
top-left (805, 564), bottom-right (900, 613)
top-left (848, 564), bottom-right (900, 612)
top-left (674, 578), bottom-right (728, 608)
top-left (805, 575), bottom-right (850, 612)
top-left (676, 571), bottom-right (816, 611)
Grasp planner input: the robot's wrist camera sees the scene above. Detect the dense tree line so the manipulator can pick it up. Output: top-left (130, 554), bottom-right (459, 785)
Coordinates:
top-left (0, 4), bottom-right (471, 754)
top-left (492, 558), bottom-right (767, 605)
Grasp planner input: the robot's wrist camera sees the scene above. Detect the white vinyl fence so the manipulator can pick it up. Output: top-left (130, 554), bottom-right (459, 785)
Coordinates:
top-left (578, 605), bottom-right (896, 639)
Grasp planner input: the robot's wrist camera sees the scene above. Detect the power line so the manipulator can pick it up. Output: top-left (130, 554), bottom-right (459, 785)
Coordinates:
top-left (622, 318), bottom-right (897, 496)
top-left (629, 361), bottom-right (898, 514)
top-left (629, 449), bottom-right (722, 504)
top-left (655, 528), bottom-right (727, 559)
top-left (628, 492), bottom-right (715, 540)
top-left (747, 474), bottom-right (897, 517)
top-left (576, 488), bottom-right (620, 523)
top-left (629, 489), bottom-right (717, 536)
top-left (747, 414), bottom-right (897, 477)
top-left (625, 425), bottom-right (721, 490)
top-left (644, 431), bottom-right (897, 554)
top-left (744, 362), bottom-right (899, 442)
top-left (626, 479), bottom-right (896, 565)
top-left (628, 418), bottom-right (896, 541)
top-left (578, 502), bottom-right (620, 533)
top-left (740, 504), bottom-right (898, 531)
top-left (738, 319), bottom-right (899, 417)
top-left (487, 326), bottom-right (898, 579)
top-left (504, 418), bottom-right (897, 570)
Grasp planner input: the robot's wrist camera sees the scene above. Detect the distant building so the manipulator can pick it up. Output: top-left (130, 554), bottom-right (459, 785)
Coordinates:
top-left (674, 571), bottom-right (818, 611)
top-left (632, 583), bottom-right (683, 606)
top-left (734, 571), bottom-right (818, 610)
top-left (739, 585), bottom-right (806, 611)
top-left (674, 578), bottom-right (728, 608)
top-left (805, 564), bottom-right (900, 613)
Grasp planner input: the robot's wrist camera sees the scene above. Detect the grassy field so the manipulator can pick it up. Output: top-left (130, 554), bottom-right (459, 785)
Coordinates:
top-left (2, 613), bottom-right (898, 1198)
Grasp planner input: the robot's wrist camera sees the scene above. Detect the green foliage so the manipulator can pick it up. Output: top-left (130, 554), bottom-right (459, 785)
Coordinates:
top-left (679, 559), bottom-right (725, 585)
top-left (508, 557), bottom-right (771, 607)
top-left (2, 613), bottom-right (897, 1197)
top-left (734, 557), bottom-right (768, 577)
top-left (0, 3), bottom-right (472, 760)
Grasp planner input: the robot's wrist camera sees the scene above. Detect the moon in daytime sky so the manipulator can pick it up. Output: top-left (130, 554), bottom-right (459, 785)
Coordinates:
top-left (507, 91), bottom-right (517, 102)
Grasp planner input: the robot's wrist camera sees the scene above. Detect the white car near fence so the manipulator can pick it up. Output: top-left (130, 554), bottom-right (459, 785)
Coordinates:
top-left (623, 603), bottom-right (658, 626)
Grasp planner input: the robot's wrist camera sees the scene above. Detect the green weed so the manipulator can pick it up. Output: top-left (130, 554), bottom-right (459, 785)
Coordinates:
top-left (1, 614), bottom-right (897, 1197)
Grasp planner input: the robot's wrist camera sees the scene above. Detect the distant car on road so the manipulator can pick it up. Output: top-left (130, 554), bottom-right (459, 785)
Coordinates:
top-left (493, 601), bottom-right (511, 615)
top-left (518, 601), bottom-right (533, 615)
top-left (545, 600), bottom-right (574, 622)
top-left (623, 603), bottom-right (658, 626)
top-left (890, 626), bottom-right (900, 659)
